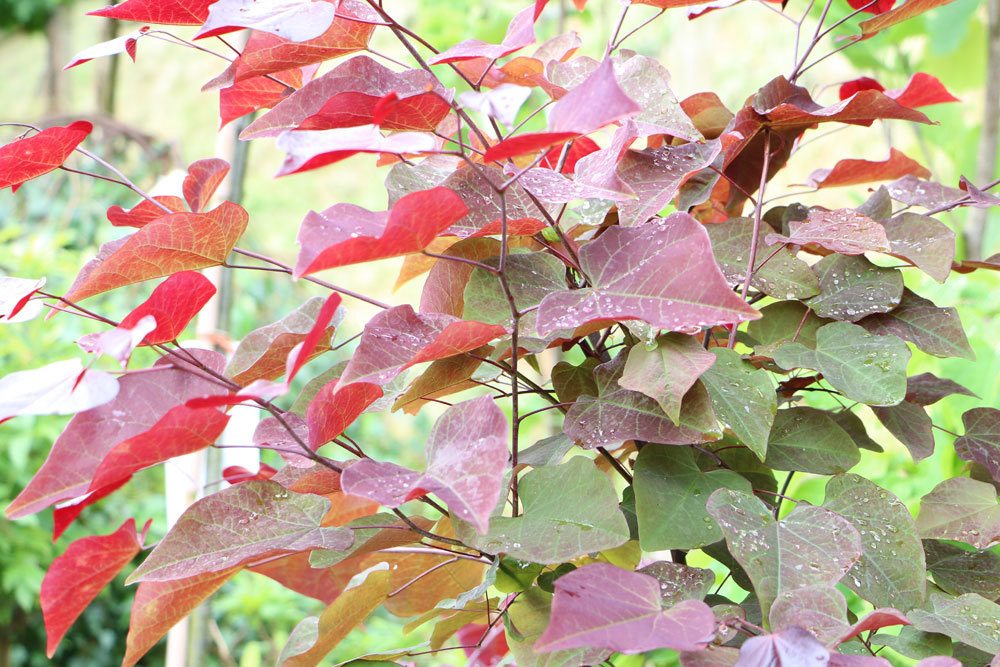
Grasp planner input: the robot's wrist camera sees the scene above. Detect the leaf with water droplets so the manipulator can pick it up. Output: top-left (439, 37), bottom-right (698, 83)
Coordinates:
top-left (536, 563), bottom-right (716, 653)
top-left (805, 255), bottom-right (903, 322)
top-left (916, 478), bottom-right (1000, 549)
top-left (619, 334), bottom-right (716, 423)
top-left (634, 446), bottom-right (752, 551)
top-left (772, 322), bottom-right (910, 406)
top-left (563, 355), bottom-right (718, 449)
top-left (765, 407), bottom-right (860, 475)
top-left (768, 584), bottom-right (849, 646)
top-left (127, 481), bottom-right (354, 582)
top-left (747, 301), bottom-right (830, 351)
top-left (700, 348), bottom-right (776, 459)
top-left (858, 290), bottom-right (974, 360)
top-left (706, 488), bottom-right (862, 618)
top-left (955, 408), bottom-right (1000, 484)
top-left (765, 208), bottom-right (891, 255)
top-left (823, 474), bottom-right (927, 610)
top-left (462, 457), bottom-right (630, 564)
top-left (637, 561), bottom-right (715, 606)
top-left (872, 401), bottom-right (935, 462)
top-left (707, 218), bottom-right (820, 300)
top-left (881, 213), bottom-right (955, 284)
top-left (908, 593), bottom-right (1000, 655)
top-left (886, 175), bottom-right (965, 209)
top-left (615, 141), bottom-right (722, 227)
top-left (536, 213), bottom-right (760, 336)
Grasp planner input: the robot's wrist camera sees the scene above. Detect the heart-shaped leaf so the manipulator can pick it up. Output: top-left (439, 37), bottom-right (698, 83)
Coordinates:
top-left (916, 478), bottom-right (1000, 549)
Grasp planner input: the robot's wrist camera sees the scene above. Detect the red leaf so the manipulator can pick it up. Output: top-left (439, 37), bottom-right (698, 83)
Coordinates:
top-left (220, 68), bottom-right (303, 127)
top-left (341, 396), bottom-right (509, 532)
top-left (183, 158), bottom-right (230, 212)
top-left (341, 305), bottom-right (507, 386)
top-left (428, 6), bottom-right (536, 65)
top-left (0, 359), bottom-right (119, 422)
top-left (123, 569), bottom-right (238, 667)
top-left (540, 136), bottom-right (600, 173)
top-left (6, 350), bottom-right (225, 519)
top-left (51, 478), bottom-right (131, 541)
top-left (89, 405), bottom-right (230, 491)
top-left (888, 72), bottom-right (960, 109)
top-left (89, 0), bottom-right (212, 24)
top-left (485, 59), bottom-right (640, 162)
top-left (0, 276), bottom-right (46, 321)
top-left (244, 56), bottom-right (452, 138)
top-left (64, 201), bottom-right (248, 303)
top-left (223, 464), bottom-right (278, 484)
top-left (839, 76), bottom-right (886, 100)
top-left (837, 608), bottom-right (910, 644)
top-left (807, 148), bottom-right (930, 189)
top-left (456, 623), bottom-right (510, 666)
top-left (0, 122), bottom-right (92, 191)
top-left (119, 271), bottom-right (217, 345)
top-left (196, 0), bottom-right (338, 42)
top-left (41, 519), bottom-right (142, 657)
top-left (249, 551), bottom-right (346, 604)
top-left (223, 2), bottom-right (374, 83)
top-left (295, 186), bottom-right (468, 276)
top-left (307, 379), bottom-right (383, 450)
top-left (286, 292), bottom-right (342, 383)
top-left (277, 124), bottom-right (439, 176)
top-left (847, 0), bottom-right (896, 14)
top-left (106, 195), bottom-right (186, 228)
top-left (65, 28), bottom-right (148, 69)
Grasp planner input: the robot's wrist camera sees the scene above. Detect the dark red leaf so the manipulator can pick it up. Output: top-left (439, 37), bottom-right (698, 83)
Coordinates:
top-left (540, 136), bottom-right (600, 173)
top-left (0, 122), bottom-right (92, 191)
top-left (839, 77), bottom-right (886, 100)
top-left (294, 186), bottom-right (468, 276)
top-left (51, 478), bottom-right (131, 541)
top-left (118, 271), bottom-right (217, 345)
top-left (847, 0), bottom-right (896, 15)
top-left (41, 519), bottom-right (142, 656)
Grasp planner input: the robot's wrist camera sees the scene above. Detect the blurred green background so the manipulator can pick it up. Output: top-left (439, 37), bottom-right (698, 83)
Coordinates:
top-left (0, 0), bottom-right (997, 664)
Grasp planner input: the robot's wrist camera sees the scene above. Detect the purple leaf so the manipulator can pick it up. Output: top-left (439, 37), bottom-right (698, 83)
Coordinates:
top-left (536, 213), bottom-right (760, 336)
top-left (905, 372), bottom-right (977, 405)
top-left (872, 401), bottom-right (935, 461)
top-left (77, 315), bottom-right (157, 368)
top-left (765, 209), bottom-right (891, 255)
top-left (535, 563), bottom-right (716, 654)
top-left (881, 213), bottom-right (955, 283)
top-left (886, 175), bottom-right (964, 209)
top-left (768, 584), bottom-right (849, 646)
top-left (275, 125), bottom-right (438, 176)
top-left (735, 627), bottom-right (829, 666)
top-left (858, 289), bottom-right (974, 360)
top-left (428, 5), bottom-right (535, 64)
top-left (916, 478), bottom-right (1000, 549)
top-left (341, 396), bottom-right (509, 532)
top-left (955, 408), bottom-right (1000, 484)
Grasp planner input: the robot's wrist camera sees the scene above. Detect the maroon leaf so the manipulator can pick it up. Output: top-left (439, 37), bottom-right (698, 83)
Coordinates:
top-left (0, 121), bottom-right (92, 191)
top-left (428, 6), bottom-right (535, 65)
top-left (916, 478), bottom-right (1000, 549)
top-left (340, 305), bottom-right (506, 385)
top-left (6, 350), bottom-right (224, 519)
top-left (872, 401), bottom-right (935, 461)
top-left (183, 158), bottom-right (230, 212)
top-left (535, 563), bottom-right (716, 653)
top-left (807, 149), bottom-right (930, 189)
top-left (128, 480), bottom-right (353, 582)
top-left (536, 213), bottom-right (760, 336)
top-left (196, 0), bottom-right (338, 42)
top-left (294, 187), bottom-right (468, 276)
top-left (0, 359), bottom-right (119, 422)
top-left (485, 59), bottom-right (641, 162)
top-left (439, 165), bottom-right (548, 238)
top-left (89, 405), bottom-right (230, 491)
top-left (275, 125), bottom-right (438, 176)
top-left (954, 408), bottom-right (1000, 484)
top-left (766, 208), bottom-right (891, 255)
top-left (51, 478), bottom-right (131, 541)
top-left (960, 176), bottom-right (1000, 207)
top-left (243, 55), bottom-right (452, 138)
top-left (837, 608), bottom-right (910, 645)
top-left (839, 76), bottom-right (886, 99)
top-left (858, 289), bottom-right (974, 360)
top-left (41, 519), bottom-right (143, 656)
top-left (118, 271), bottom-right (217, 345)
top-left (307, 379), bottom-right (382, 450)
top-left (881, 213), bottom-right (955, 283)
top-left (905, 372), bottom-right (977, 405)
top-left (341, 396), bottom-right (509, 532)
top-left (89, 0), bottom-right (213, 25)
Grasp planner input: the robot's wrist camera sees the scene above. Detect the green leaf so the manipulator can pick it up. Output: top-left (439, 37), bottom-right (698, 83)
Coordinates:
top-left (128, 481), bottom-right (353, 583)
top-left (916, 478), bottom-right (1000, 549)
top-left (924, 540), bottom-right (1000, 599)
top-left (551, 358), bottom-right (599, 405)
top-left (634, 446), bottom-right (753, 551)
top-left (859, 289), bottom-right (974, 360)
top-left (908, 593), bottom-right (1000, 654)
top-left (872, 401), bottom-right (935, 462)
top-left (619, 333), bottom-right (716, 422)
top-left (706, 218), bottom-right (820, 300)
top-left (747, 301), bottom-right (830, 351)
top-left (463, 458), bottom-right (630, 564)
top-left (872, 626), bottom-right (952, 660)
top-left (700, 348), bottom-right (776, 459)
top-left (309, 514), bottom-right (424, 568)
top-left (830, 410), bottom-right (883, 452)
top-left (772, 322), bottom-right (910, 406)
top-left (805, 254), bottom-right (903, 322)
top-left (823, 474), bottom-right (927, 610)
top-left (706, 489), bottom-right (862, 619)
top-left (518, 434), bottom-right (575, 467)
top-left (764, 407), bottom-right (860, 474)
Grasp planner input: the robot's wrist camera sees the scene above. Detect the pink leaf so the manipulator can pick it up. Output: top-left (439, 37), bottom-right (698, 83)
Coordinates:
top-left (341, 396), bottom-right (509, 532)
top-left (535, 563), bottom-right (716, 653)
top-left (196, 0), bottom-right (338, 42)
top-left (765, 209), bottom-right (892, 255)
top-left (41, 519), bottom-right (142, 656)
top-left (307, 379), bottom-right (383, 450)
top-left (182, 158), bottom-right (230, 212)
top-left (536, 213), bottom-right (760, 336)
top-left (0, 359), bottom-right (119, 422)
top-left (294, 186), bottom-right (468, 276)
top-left (0, 121), bottom-right (92, 191)
top-left (65, 27), bottom-right (148, 69)
top-left (88, 405), bottom-right (231, 491)
top-left (736, 627), bottom-right (830, 665)
top-left (0, 276), bottom-right (46, 322)
top-left (340, 305), bottom-right (507, 386)
top-left (275, 125), bottom-right (438, 176)
top-left (428, 6), bottom-right (536, 64)
top-left (118, 271), bottom-right (217, 345)
top-left (77, 315), bottom-right (158, 367)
